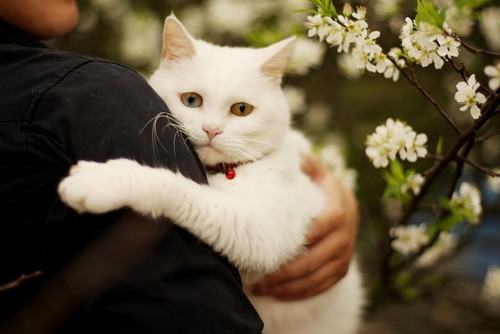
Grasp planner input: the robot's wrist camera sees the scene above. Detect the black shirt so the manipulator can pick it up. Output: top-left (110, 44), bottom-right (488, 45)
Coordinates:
top-left (0, 20), bottom-right (263, 334)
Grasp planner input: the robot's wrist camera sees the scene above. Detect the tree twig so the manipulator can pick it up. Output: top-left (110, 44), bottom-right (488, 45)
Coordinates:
top-left (460, 40), bottom-right (500, 57)
top-left (475, 129), bottom-right (500, 143)
top-left (458, 155), bottom-right (500, 177)
top-left (446, 135), bottom-right (475, 198)
top-left (397, 94), bottom-right (500, 227)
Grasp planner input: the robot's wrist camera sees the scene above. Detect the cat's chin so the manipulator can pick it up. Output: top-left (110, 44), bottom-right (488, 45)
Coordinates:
top-left (196, 145), bottom-right (229, 165)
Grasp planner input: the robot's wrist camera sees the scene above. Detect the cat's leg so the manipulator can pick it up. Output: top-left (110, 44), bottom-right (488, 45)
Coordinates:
top-left (58, 160), bottom-right (136, 214)
top-left (58, 158), bottom-right (310, 273)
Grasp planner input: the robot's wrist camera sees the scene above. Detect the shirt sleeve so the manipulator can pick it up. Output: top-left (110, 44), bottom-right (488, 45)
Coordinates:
top-left (29, 60), bottom-right (263, 334)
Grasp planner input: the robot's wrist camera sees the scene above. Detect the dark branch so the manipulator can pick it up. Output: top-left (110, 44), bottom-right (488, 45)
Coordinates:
top-left (397, 94), bottom-right (500, 227)
top-left (389, 56), bottom-right (462, 135)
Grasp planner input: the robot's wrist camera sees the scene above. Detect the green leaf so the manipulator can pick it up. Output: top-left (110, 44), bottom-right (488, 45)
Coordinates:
top-left (454, 0), bottom-right (492, 10)
top-left (394, 271), bottom-right (420, 301)
top-left (294, 9), bottom-right (320, 15)
top-left (401, 286), bottom-right (420, 301)
top-left (382, 160), bottom-right (416, 204)
top-left (438, 196), bottom-right (476, 229)
top-left (435, 137), bottom-right (443, 156)
top-left (308, 0), bottom-right (337, 17)
top-left (390, 159), bottom-right (405, 180)
top-left (415, 0), bottom-right (445, 27)
top-left (246, 28), bottom-right (285, 47)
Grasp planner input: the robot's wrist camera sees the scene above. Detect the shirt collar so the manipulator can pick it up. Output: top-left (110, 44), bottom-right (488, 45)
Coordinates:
top-left (0, 20), bottom-right (47, 48)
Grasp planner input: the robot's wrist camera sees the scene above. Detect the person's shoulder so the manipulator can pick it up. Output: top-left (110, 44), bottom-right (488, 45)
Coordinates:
top-left (30, 47), bottom-right (159, 110)
top-left (44, 48), bottom-right (147, 87)
top-left (1, 45), bottom-right (154, 121)
top-left (16, 45), bottom-right (148, 92)
top-left (72, 55), bottom-right (150, 89)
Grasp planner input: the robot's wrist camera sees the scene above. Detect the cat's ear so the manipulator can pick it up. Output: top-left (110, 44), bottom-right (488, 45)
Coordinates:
top-left (260, 36), bottom-right (296, 84)
top-left (161, 14), bottom-right (196, 62)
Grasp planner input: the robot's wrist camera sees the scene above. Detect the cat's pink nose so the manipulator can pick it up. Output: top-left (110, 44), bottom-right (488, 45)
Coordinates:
top-left (203, 126), bottom-right (222, 141)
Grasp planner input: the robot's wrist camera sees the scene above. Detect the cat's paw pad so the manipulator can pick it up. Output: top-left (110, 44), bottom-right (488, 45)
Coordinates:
top-left (58, 161), bottom-right (127, 214)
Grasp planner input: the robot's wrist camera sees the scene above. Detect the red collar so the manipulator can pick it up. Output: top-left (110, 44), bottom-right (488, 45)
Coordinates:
top-left (205, 162), bottom-right (240, 179)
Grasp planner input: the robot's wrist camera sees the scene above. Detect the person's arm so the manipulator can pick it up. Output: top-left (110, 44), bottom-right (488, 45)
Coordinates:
top-left (253, 153), bottom-right (359, 300)
top-left (32, 59), bottom-right (263, 333)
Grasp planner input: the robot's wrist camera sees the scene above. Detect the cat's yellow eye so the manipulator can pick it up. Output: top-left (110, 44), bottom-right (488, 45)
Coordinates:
top-left (180, 92), bottom-right (203, 108)
top-left (230, 102), bottom-right (254, 117)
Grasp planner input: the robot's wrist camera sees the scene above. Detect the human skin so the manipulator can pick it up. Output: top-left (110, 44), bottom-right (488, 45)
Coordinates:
top-left (0, 0), bottom-right (79, 39)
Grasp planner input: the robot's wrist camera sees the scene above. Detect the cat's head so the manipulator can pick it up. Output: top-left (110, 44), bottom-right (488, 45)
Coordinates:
top-left (149, 14), bottom-right (295, 166)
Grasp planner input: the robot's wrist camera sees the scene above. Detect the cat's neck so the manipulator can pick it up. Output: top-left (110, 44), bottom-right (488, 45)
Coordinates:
top-left (205, 161), bottom-right (245, 180)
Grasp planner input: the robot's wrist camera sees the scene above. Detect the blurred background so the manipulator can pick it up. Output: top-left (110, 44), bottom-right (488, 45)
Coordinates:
top-left (50, 0), bottom-right (499, 332)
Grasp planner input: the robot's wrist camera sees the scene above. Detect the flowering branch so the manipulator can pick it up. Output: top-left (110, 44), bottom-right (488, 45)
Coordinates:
top-left (399, 93), bottom-right (498, 226)
top-left (303, 0), bottom-right (500, 302)
top-left (393, 57), bottom-right (462, 134)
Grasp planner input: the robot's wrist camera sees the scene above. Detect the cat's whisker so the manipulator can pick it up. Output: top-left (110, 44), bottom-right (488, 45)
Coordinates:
top-left (230, 146), bottom-right (266, 164)
top-left (142, 112), bottom-right (191, 162)
top-left (239, 137), bottom-right (285, 156)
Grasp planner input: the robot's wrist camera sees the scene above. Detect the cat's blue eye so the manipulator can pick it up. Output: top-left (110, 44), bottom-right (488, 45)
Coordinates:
top-left (180, 92), bottom-right (203, 108)
top-left (230, 102), bottom-right (253, 117)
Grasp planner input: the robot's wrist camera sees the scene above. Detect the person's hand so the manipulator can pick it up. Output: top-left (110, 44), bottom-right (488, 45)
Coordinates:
top-left (252, 153), bottom-right (359, 301)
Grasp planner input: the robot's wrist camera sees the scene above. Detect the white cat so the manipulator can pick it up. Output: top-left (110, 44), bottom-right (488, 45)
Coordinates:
top-left (58, 15), bottom-right (364, 334)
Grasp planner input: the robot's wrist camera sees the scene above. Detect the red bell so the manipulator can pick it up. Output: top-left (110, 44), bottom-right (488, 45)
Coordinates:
top-left (225, 169), bottom-right (236, 179)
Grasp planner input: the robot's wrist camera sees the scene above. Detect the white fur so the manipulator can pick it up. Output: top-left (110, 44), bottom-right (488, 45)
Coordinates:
top-left (58, 14), bottom-right (364, 333)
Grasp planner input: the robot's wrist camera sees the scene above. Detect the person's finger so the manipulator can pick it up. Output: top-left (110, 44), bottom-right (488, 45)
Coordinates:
top-left (273, 275), bottom-right (342, 301)
top-left (300, 152), bottom-right (327, 182)
top-left (254, 257), bottom-right (348, 300)
top-left (306, 199), bottom-right (345, 244)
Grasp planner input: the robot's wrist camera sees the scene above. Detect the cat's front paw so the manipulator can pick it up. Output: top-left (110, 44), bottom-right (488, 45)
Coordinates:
top-left (58, 160), bottom-right (129, 214)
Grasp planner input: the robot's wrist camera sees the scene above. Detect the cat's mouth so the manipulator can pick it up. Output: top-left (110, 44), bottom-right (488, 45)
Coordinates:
top-left (195, 143), bottom-right (228, 164)
top-left (197, 143), bottom-right (222, 153)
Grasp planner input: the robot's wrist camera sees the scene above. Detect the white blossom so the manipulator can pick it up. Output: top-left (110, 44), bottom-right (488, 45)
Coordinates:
top-left (436, 34), bottom-right (460, 58)
top-left (444, 4), bottom-right (475, 37)
top-left (306, 5), bottom-right (396, 80)
top-left (120, 10), bottom-right (161, 67)
top-left (337, 54), bottom-right (363, 79)
top-left (484, 62), bottom-right (500, 91)
top-left (401, 132), bottom-right (428, 162)
top-left (399, 17), bottom-right (460, 70)
top-left (365, 118), bottom-right (428, 168)
top-left (480, 6), bottom-right (500, 51)
top-left (320, 144), bottom-right (358, 191)
top-left (390, 224), bottom-right (429, 256)
top-left (352, 5), bottom-right (366, 20)
top-left (416, 232), bottom-right (458, 267)
top-left (305, 14), bottom-right (329, 40)
top-left (384, 47), bottom-right (405, 81)
top-left (288, 37), bottom-right (327, 75)
top-left (342, 3), bottom-right (353, 18)
top-left (89, 0), bottom-right (129, 21)
top-left (283, 85), bottom-right (306, 114)
top-left (373, 0), bottom-right (402, 19)
top-left (205, 0), bottom-right (256, 34)
top-left (454, 74), bottom-right (487, 119)
top-left (401, 172), bottom-right (424, 196)
top-left (483, 265), bottom-right (500, 300)
top-left (450, 182), bottom-right (482, 224)
top-left (486, 169), bottom-right (500, 194)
